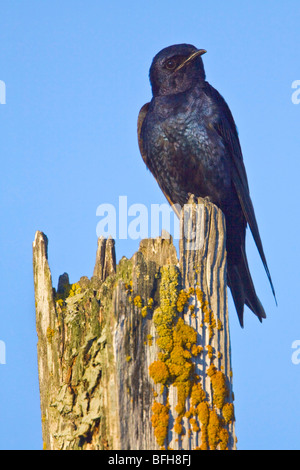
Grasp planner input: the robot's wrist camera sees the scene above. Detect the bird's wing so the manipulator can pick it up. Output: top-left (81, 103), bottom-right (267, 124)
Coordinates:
top-left (137, 102), bottom-right (151, 167)
top-left (137, 102), bottom-right (181, 218)
top-left (205, 83), bottom-right (276, 301)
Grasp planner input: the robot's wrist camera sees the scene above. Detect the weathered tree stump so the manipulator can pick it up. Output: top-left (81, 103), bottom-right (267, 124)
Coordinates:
top-left (33, 196), bottom-right (236, 450)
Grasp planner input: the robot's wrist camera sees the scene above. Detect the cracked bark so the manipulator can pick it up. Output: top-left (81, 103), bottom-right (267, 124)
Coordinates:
top-left (33, 196), bottom-right (236, 450)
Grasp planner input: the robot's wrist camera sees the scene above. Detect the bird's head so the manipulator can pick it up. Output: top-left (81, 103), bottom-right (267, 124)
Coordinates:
top-left (149, 44), bottom-right (207, 97)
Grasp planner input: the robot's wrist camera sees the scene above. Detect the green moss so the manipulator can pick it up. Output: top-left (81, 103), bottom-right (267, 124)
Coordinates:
top-left (116, 257), bottom-right (133, 285)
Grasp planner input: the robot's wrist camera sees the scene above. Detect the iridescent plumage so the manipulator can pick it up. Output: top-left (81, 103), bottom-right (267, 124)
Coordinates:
top-left (138, 44), bottom-right (276, 326)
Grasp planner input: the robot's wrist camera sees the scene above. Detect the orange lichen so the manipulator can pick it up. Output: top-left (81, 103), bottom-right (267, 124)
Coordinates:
top-left (191, 383), bottom-right (206, 407)
top-left (174, 417), bottom-right (183, 435)
top-left (222, 403), bottom-right (235, 424)
top-left (200, 425), bottom-right (209, 450)
top-left (207, 409), bottom-right (221, 450)
top-left (197, 402), bottom-right (210, 427)
top-left (206, 344), bottom-right (214, 360)
top-left (149, 360), bottom-right (170, 385)
top-left (149, 266), bottom-right (234, 449)
top-left (190, 417), bottom-right (200, 433)
top-left (210, 370), bottom-right (228, 409)
top-left (219, 428), bottom-right (230, 450)
top-left (174, 317), bottom-right (197, 349)
top-left (207, 364), bottom-right (217, 377)
top-left (188, 304), bottom-right (195, 313)
top-left (151, 401), bottom-right (170, 448)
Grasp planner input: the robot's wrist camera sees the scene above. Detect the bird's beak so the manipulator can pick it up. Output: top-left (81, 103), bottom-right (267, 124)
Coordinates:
top-left (175, 49), bottom-right (207, 72)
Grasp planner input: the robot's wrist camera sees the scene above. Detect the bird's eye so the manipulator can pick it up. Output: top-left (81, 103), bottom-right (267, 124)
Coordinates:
top-left (165, 59), bottom-right (177, 70)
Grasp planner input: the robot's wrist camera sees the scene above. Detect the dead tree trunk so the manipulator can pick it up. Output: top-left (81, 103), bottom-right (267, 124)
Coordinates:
top-left (33, 196), bottom-right (236, 450)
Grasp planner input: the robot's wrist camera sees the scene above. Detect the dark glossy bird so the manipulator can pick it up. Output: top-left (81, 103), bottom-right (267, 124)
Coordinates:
top-left (137, 43), bottom-right (276, 327)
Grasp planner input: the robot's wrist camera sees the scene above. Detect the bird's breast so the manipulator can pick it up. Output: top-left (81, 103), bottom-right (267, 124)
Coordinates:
top-left (143, 93), bottom-right (231, 206)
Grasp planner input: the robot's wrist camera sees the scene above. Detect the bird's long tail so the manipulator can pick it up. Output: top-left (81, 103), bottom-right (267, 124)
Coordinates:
top-left (227, 246), bottom-right (266, 328)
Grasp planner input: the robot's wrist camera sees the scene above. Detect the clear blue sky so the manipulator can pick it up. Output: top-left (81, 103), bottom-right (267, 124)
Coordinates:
top-left (0, 0), bottom-right (299, 450)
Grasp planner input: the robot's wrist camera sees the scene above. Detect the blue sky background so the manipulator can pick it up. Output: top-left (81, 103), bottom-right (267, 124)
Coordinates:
top-left (0, 0), bottom-right (299, 450)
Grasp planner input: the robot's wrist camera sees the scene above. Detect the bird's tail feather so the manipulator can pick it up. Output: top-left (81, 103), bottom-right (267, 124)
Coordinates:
top-left (228, 247), bottom-right (266, 327)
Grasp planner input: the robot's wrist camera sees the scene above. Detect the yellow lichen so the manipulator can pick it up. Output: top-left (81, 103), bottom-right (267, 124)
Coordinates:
top-left (68, 283), bottom-right (81, 297)
top-left (133, 295), bottom-right (142, 308)
top-left (195, 288), bottom-right (204, 304)
top-left (141, 306), bottom-right (148, 318)
top-left (204, 307), bottom-right (216, 340)
top-left (147, 334), bottom-right (153, 346)
top-left (176, 290), bottom-right (189, 313)
top-left (46, 326), bottom-right (55, 344)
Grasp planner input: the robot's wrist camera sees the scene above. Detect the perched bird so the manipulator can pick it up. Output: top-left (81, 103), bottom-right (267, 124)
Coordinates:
top-left (137, 43), bottom-right (276, 327)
